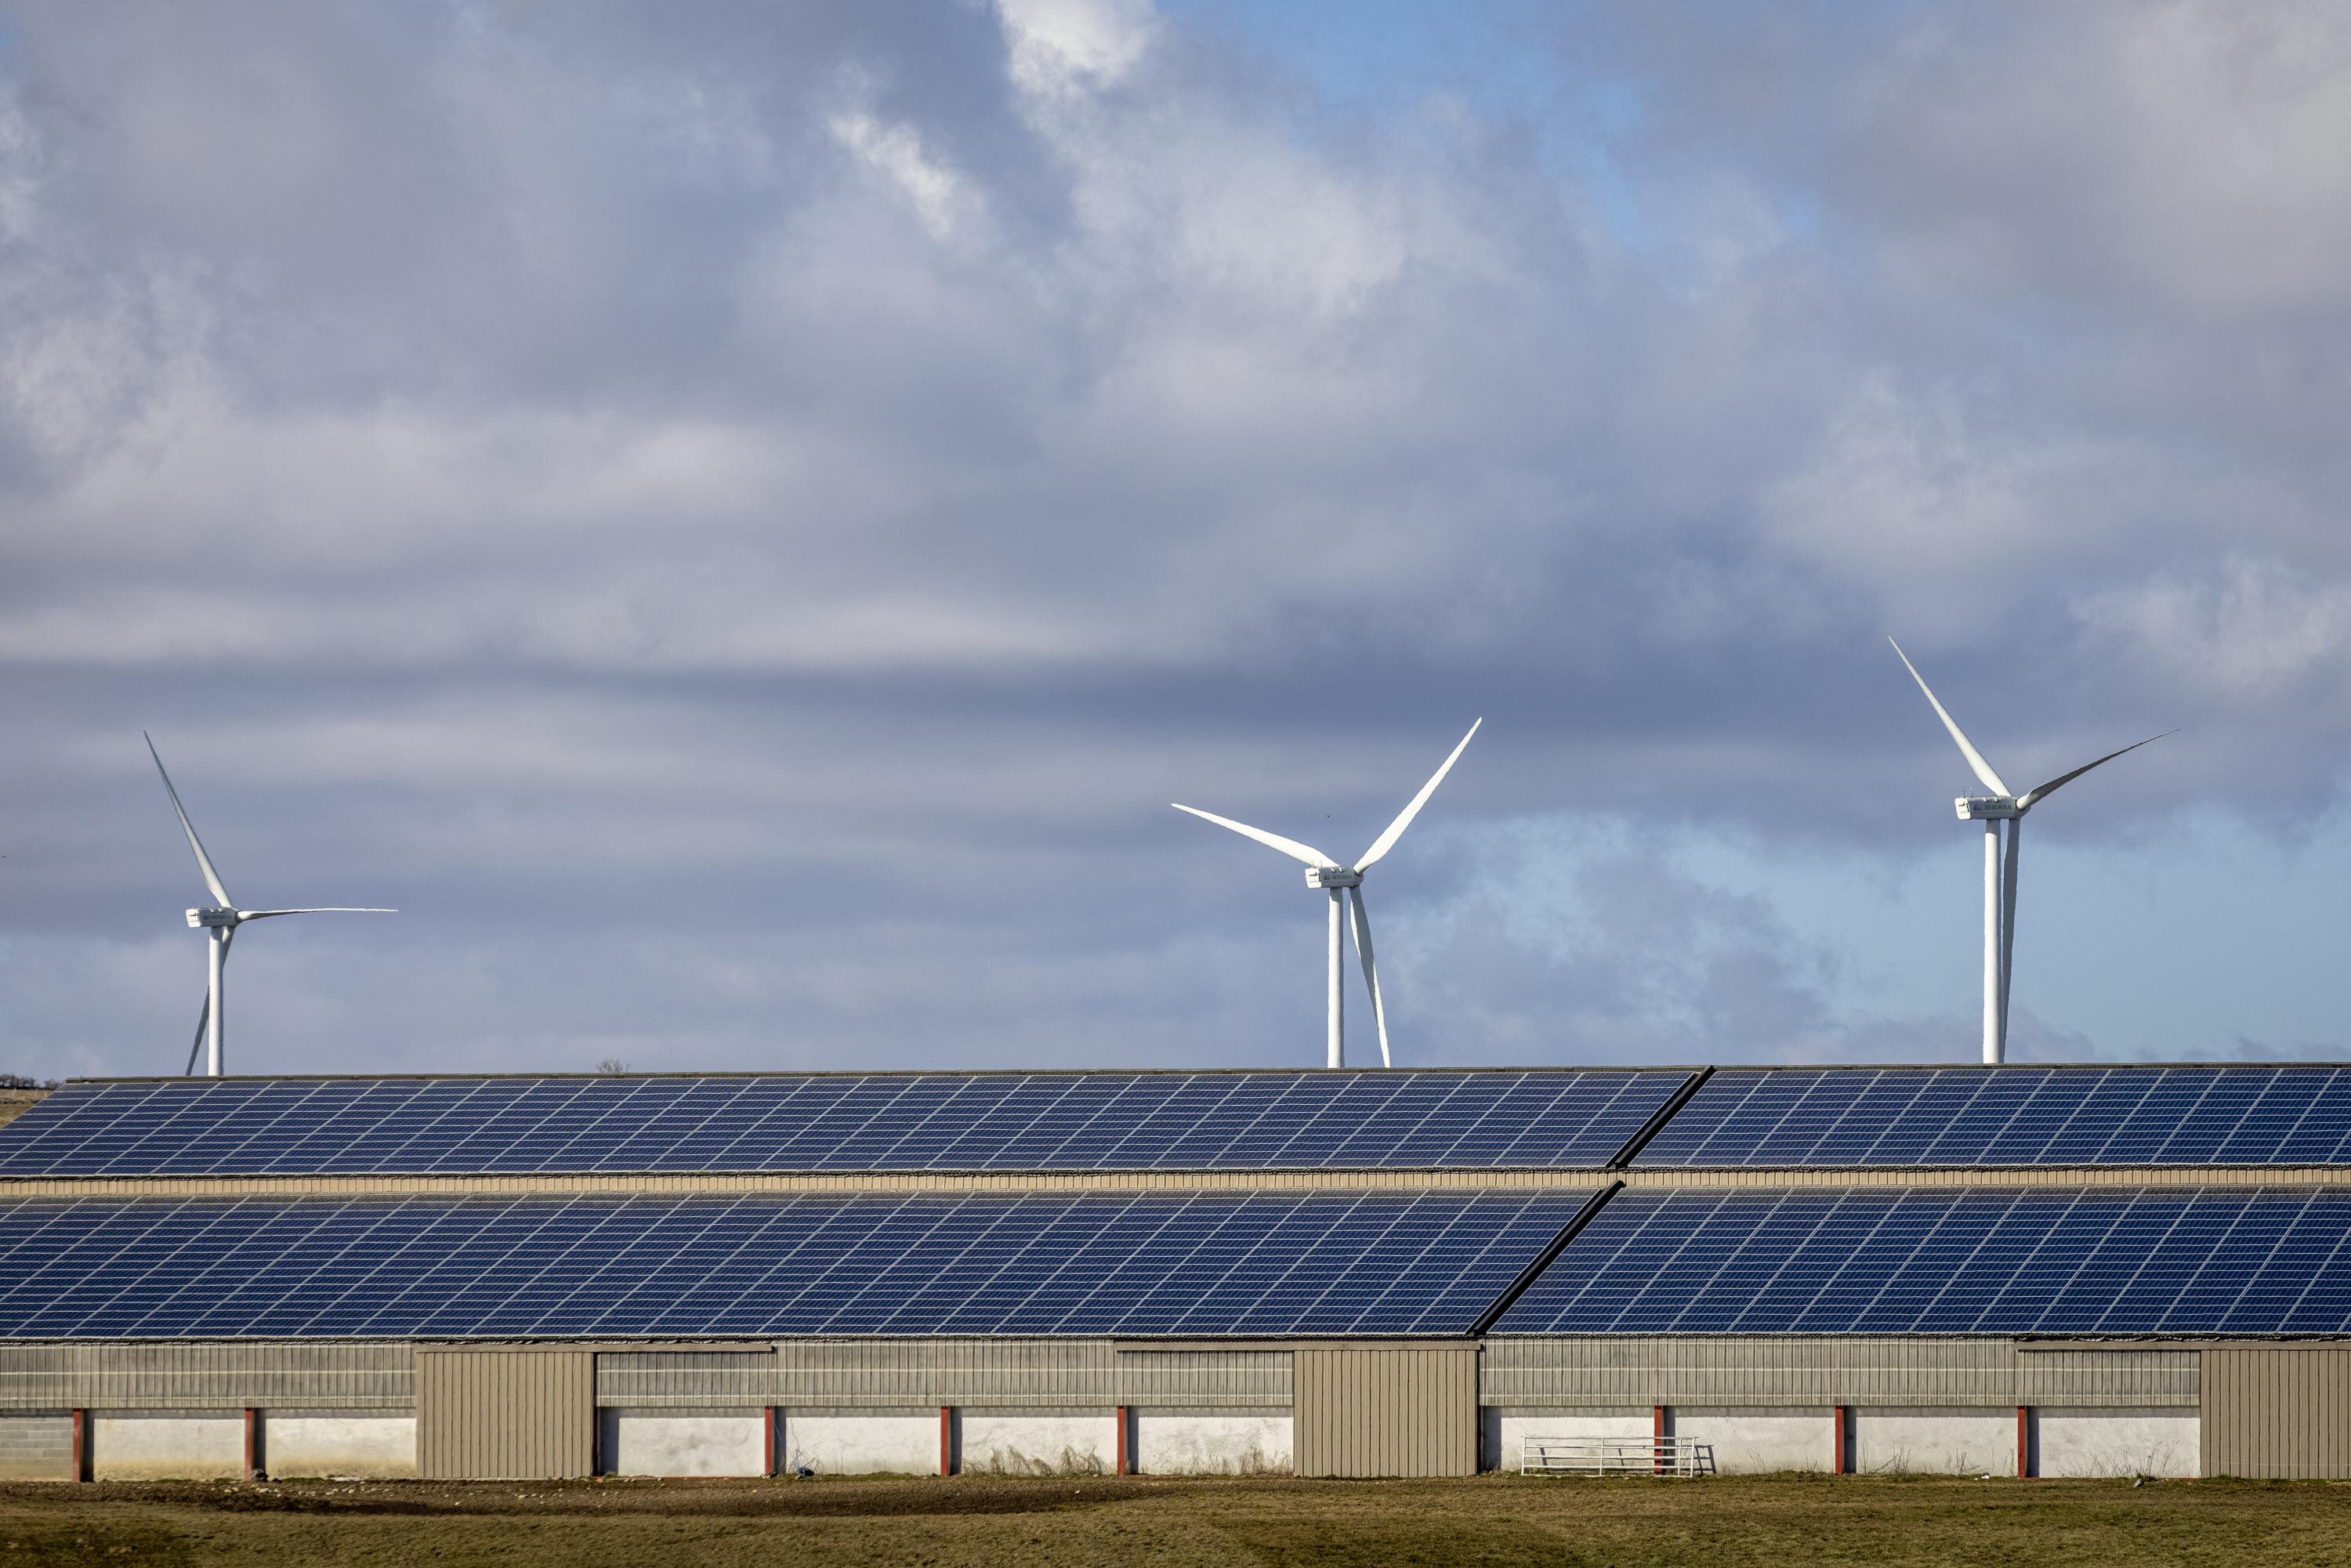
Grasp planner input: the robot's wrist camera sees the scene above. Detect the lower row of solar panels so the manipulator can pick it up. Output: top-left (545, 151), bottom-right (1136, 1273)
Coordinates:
top-left (8, 1184), bottom-right (2351, 1340)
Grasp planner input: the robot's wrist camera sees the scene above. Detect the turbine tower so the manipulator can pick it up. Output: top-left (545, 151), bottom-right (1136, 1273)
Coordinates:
top-left (1887, 642), bottom-right (2166, 1065)
top-left (1175, 719), bottom-right (1480, 1069)
top-left (145, 733), bottom-right (395, 1077)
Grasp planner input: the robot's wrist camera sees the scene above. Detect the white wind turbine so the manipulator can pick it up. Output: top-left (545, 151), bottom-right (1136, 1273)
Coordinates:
top-left (145, 733), bottom-right (395, 1077)
top-left (1887, 642), bottom-right (2167, 1064)
top-left (1175, 720), bottom-right (1480, 1069)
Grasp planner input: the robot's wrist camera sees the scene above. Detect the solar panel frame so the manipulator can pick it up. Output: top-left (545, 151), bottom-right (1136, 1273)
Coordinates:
top-left (0, 1186), bottom-right (1601, 1341)
top-left (1630, 1065), bottom-right (2351, 1169)
top-left (0, 1070), bottom-right (1688, 1179)
top-left (1495, 1184), bottom-right (2351, 1336)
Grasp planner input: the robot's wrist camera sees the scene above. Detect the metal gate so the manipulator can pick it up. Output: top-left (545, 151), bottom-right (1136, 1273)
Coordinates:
top-left (416, 1348), bottom-right (595, 1480)
top-left (1293, 1345), bottom-right (1478, 1477)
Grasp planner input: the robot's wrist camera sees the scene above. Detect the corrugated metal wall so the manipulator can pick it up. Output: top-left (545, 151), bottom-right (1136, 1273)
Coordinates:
top-left (417, 1349), bottom-right (594, 1480)
top-left (1294, 1346), bottom-right (1477, 1478)
top-left (0, 1343), bottom-right (413, 1410)
top-left (2202, 1347), bottom-right (2351, 1479)
top-left (1483, 1338), bottom-right (2194, 1409)
top-left (596, 1350), bottom-right (777, 1407)
top-left (1117, 1350), bottom-right (1291, 1408)
top-left (769, 1338), bottom-right (1116, 1407)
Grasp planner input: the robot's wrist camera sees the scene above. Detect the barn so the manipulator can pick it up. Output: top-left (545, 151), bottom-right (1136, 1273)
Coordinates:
top-left (4, 1063), bottom-right (2351, 1482)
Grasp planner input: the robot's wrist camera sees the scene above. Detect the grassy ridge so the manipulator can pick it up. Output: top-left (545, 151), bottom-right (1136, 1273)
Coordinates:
top-left (2, 1472), bottom-right (2337, 1566)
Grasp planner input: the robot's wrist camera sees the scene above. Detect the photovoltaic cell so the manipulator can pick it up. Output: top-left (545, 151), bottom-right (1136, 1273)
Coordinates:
top-left (1494, 1185), bottom-right (2351, 1335)
top-left (1632, 1066), bottom-right (2351, 1168)
top-left (0, 1071), bottom-right (1684, 1179)
top-left (0, 1188), bottom-right (1597, 1340)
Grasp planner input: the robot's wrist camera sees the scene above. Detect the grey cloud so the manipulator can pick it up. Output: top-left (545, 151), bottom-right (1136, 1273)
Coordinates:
top-left (2, 1), bottom-right (2347, 1079)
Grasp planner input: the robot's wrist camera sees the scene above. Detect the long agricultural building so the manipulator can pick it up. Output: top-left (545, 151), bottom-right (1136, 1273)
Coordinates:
top-left (5, 1063), bottom-right (2351, 1482)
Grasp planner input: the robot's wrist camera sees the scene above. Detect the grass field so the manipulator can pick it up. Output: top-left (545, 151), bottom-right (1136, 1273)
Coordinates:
top-left (5, 1472), bottom-right (2346, 1566)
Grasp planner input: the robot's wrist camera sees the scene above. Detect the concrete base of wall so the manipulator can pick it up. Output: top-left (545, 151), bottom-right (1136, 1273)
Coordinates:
top-left (0, 1414), bottom-right (73, 1481)
top-left (960, 1411), bottom-right (1113, 1476)
top-left (1132, 1412), bottom-right (1292, 1475)
top-left (263, 1414), bottom-right (416, 1479)
top-left (91, 1414), bottom-right (243, 1482)
top-left (784, 1411), bottom-right (940, 1476)
top-left (1853, 1408), bottom-right (2015, 1476)
top-left (1672, 1408), bottom-right (1830, 1474)
top-left (599, 1410), bottom-right (767, 1478)
top-left (2035, 1408), bottom-right (2198, 1479)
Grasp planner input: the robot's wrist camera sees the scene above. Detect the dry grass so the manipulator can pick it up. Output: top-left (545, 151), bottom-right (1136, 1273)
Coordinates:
top-left (4, 1471), bottom-right (2346, 1567)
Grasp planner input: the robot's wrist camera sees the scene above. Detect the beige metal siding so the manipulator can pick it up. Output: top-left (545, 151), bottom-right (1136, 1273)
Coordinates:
top-left (768, 1338), bottom-right (1117, 1408)
top-left (2016, 1348), bottom-right (2198, 1407)
top-left (2203, 1346), bottom-right (2351, 1479)
top-left (1485, 1338), bottom-right (2194, 1410)
top-left (417, 1349), bottom-right (593, 1479)
top-left (596, 1350), bottom-right (776, 1407)
top-left (0, 1344), bottom-right (413, 1410)
top-left (1295, 1346), bottom-right (1477, 1477)
top-left (1116, 1350), bottom-right (1291, 1408)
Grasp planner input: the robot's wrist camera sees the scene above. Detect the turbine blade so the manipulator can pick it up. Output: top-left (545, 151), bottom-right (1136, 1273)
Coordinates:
top-left (234, 907), bottom-right (397, 919)
top-left (1171, 805), bottom-right (1338, 869)
top-left (1887, 639), bottom-right (2011, 798)
top-left (1355, 719), bottom-right (1482, 871)
top-left (2016, 731), bottom-right (2173, 809)
top-left (144, 732), bottom-right (233, 907)
top-left (1347, 885), bottom-right (1390, 1069)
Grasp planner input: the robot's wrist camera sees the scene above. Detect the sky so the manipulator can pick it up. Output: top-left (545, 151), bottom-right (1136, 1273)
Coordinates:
top-left (2, 0), bottom-right (2349, 1081)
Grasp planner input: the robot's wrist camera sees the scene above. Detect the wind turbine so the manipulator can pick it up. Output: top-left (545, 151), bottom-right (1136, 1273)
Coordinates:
top-left (1887, 642), bottom-right (2166, 1064)
top-left (144, 733), bottom-right (395, 1077)
top-left (1175, 719), bottom-right (1480, 1069)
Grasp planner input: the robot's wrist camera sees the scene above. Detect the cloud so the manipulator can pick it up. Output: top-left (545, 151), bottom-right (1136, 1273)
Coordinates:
top-left (0, 1), bottom-right (2348, 1079)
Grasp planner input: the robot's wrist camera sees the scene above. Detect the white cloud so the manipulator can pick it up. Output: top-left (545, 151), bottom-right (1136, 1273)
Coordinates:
top-left (995, 0), bottom-right (1156, 98)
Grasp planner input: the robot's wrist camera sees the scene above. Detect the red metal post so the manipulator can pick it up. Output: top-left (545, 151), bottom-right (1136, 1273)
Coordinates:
top-left (765, 1406), bottom-right (777, 1477)
top-left (1115, 1406), bottom-right (1128, 1476)
top-left (1652, 1405), bottom-right (1665, 1474)
top-left (1832, 1406), bottom-right (1846, 1475)
top-left (2016, 1407), bottom-right (2029, 1479)
top-left (940, 1407), bottom-right (952, 1476)
top-left (243, 1408), bottom-right (258, 1481)
top-left (71, 1409), bottom-right (86, 1483)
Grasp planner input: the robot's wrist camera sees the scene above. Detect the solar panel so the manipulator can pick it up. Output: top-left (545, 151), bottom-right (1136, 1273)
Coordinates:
top-left (1494, 1185), bottom-right (2351, 1335)
top-left (1632, 1066), bottom-right (2351, 1168)
top-left (0, 1188), bottom-right (1597, 1340)
top-left (0, 1070), bottom-right (1685, 1179)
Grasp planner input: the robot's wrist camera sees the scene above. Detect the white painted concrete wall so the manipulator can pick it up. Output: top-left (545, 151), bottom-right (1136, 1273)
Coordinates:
top-left (961, 1412), bottom-right (1114, 1476)
top-left (599, 1411), bottom-right (766, 1478)
top-left (1672, 1409), bottom-right (1830, 1475)
top-left (2037, 1409), bottom-right (2198, 1479)
top-left (1853, 1409), bottom-right (2016, 1476)
top-left (1486, 1411), bottom-right (1653, 1472)
top-left (91, 1414), bottom-right (243, 1481)
top-left (262, 1414), bottom-right (416, 1479)
top-left (1132, 1412), bottom-right (1292, 1475)
top-left (784, 1413), bottom-right (940, 1476)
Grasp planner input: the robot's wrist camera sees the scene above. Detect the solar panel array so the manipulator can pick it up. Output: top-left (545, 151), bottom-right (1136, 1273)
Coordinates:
top-left (0, 1071), bottom-right (1683, 1179)
top-left (0, 1189), bottom-right (1593, 1341)
top-left (1634, 1066), bottom-right (2351, 1168)
top-left (1496, 1186), bottom-right (2351, 1335)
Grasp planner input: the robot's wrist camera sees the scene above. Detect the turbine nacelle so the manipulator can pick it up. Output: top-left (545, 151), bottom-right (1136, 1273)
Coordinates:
top-left (1176, 718), bottom-right (1482, 1069)
top-left (186, 907), bottom-right (239, 929)
top-left (1954, 796), bottom-right (2022, 820)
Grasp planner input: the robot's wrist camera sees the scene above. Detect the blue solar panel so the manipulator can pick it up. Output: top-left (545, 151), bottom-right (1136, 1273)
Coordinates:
top-left (1632, 1066), bottom-right (2351, 1168)
top-left (0, 1188), bottom-right (1596, 1340)
top-left (1495, 1185), bottom-right (2351, 1335)
top-left (0, 1071), bottom-right (1684, 1179)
